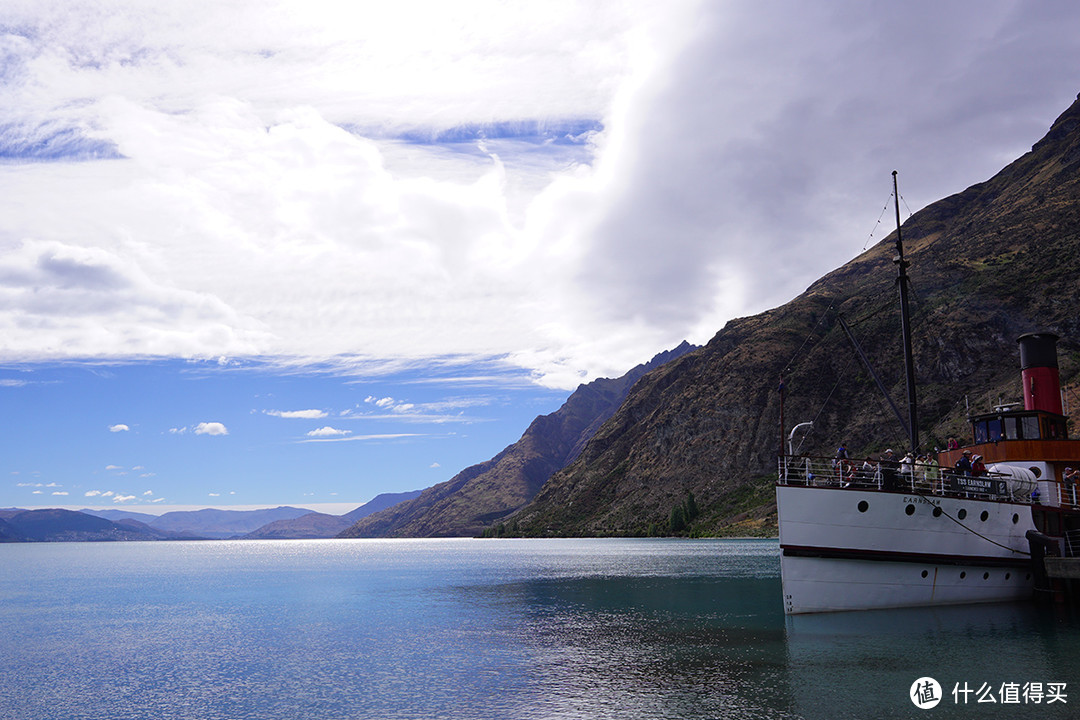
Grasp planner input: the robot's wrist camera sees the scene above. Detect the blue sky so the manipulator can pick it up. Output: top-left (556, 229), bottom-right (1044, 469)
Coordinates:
top-left (3, 359), bottom-right (567, 512)
top-left (4, 0), bottom-right (1080, 513)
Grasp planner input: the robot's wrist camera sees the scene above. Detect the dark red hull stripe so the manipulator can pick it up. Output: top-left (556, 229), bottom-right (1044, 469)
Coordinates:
top-left (781, 544), bottom-right (1033, 569)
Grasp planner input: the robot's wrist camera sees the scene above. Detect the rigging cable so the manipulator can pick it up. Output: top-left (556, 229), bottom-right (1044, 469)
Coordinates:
top-left (780, 302), bottom-right (836, 378)
top-left (905, 484), bottom-right (1030, 556)
top-left (861, 194), bottom-right (894, 252)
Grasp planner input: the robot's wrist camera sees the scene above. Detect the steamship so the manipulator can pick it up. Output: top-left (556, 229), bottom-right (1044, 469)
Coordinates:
top-left (775, 175), bottom-right (1080, 614)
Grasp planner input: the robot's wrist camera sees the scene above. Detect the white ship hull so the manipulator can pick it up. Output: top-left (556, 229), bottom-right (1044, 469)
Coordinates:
top-left (777, 484), bottom-right (1037, 614)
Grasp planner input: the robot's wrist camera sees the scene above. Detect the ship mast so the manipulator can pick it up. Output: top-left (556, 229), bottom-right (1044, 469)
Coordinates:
top-left (893, 170), bottom-right (919, 454)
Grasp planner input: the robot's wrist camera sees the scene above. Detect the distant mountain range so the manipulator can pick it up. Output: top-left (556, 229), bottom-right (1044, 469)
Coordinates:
top-left (242, 491), bottom-right (422, 539)
top-left (0, 493), bottom-right (420, 542)
top-left (339, 341), bottom-right (697, 538)
top-left (0, 508), bottom-right (164, 542)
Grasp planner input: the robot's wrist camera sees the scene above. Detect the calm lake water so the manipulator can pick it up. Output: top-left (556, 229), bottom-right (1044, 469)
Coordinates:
top-left (1, 538), bottom-right (1078, 719)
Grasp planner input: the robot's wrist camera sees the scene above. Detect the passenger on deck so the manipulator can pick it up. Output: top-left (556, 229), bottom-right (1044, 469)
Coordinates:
top-left (947, 437), bottom-right (960, 450)
top-left (954, 449), bottom-right (973, 476)
top-left (970, 454), bottom-right (987, 477)
top-left (880, 449), bottom-right (900, 491)
top-left (1065, 468), bottom-right (1079, 506)
top-left (923, 454), bottom-right (942, 491)
top-left (833, 443), bottom-right (850, 484)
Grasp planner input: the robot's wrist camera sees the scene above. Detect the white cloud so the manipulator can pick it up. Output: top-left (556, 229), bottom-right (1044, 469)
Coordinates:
top-left (151, 497), bottom-right (165, 503)
top-left (105, 465), bottom-right (124, 471)
top-left (113, 494), bottom-right (136, 503)
top-left (306, 426), bottom-right (350, 437)
top-left (143, 490), bottom-right (153, 496)
top-left (194, 422), bottom-right (228, 436)
top-left (1, 1), bottom-right (1079, 389)
top-left (51, 491), bottom-right (68, 496)
top-left (266, 409), bottom-right (327, 419)
top-left (85, 490), bottom-right (102, 497)
top-left (208, 492), bottom-right (221, 497)
top-left (430, 462), bottom-right (441, 468)
top-left (300, 432), bottom-right (422, 444)
top-left (109, 424), bottom-right (130, 432)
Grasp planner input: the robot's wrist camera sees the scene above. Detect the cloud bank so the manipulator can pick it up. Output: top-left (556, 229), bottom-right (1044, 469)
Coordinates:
top-left (2, 1), bottom-right (1079, 387)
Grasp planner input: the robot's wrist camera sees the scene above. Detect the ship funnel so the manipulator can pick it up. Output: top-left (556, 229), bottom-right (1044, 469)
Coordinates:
top-left (1018, 332), bottom-right (1062, 414)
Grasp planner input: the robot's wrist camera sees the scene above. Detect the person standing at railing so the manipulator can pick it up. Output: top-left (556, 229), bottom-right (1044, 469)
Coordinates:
top-left (954, 449), bottom-right (973, 476)
top-left (923, 453), bottom-right (942, 492)
top-left (1064, 467), bottom-right (1080, 507)
top-left (832, 443), bottom-right (849, 483)
top-left (880, 449), bottom-right (900, 492)
top-left (971, 454), bottom-right (987, 477)
top-left (861, 459), bottom-right (876, 485)
top-left (900, 452), bottom-right (915, 490)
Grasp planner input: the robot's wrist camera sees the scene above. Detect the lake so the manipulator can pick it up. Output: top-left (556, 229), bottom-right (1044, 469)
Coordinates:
top-left (1, 538), bottom-right (1077, 719)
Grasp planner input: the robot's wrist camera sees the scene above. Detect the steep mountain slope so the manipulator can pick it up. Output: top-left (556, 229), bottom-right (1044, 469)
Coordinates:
top-left (509, 94), bottom-right (1080, 537)
top-left (339, 342), bottom-right (696, 538)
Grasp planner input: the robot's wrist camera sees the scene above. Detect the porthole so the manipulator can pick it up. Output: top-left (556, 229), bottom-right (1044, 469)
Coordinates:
top-left (958, 509), bottom-right (967, 520)
top-left (960, 571), bottom-right (967, 579)
top-left (858, 500), bottom-right (869, 513)
top-left (1030, 466), bottom-right (1043, 478)
top-left (921, 570), bottom-right (929, 578)
top-left (983, 572), bottom-right (990, 580)
top-left (1006, 573), bottom-right (1011, 580)
top-left (905, 504), bottom-right (916, 516)
top-left (980, 510), bottom-right (989, 522)
top-left (1012, 514), bottom-right (1019, 524)
top-left (933, 507), bottom-right (942, 517)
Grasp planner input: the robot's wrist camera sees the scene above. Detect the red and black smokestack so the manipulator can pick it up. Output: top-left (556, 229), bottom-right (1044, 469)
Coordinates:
top-left (1018, 332), bottom-right (1063, 415)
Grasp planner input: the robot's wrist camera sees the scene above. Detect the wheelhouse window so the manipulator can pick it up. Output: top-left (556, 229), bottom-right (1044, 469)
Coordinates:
top-left (1023, 415), bottom-right (1041, 439)
top-left (974, 413), bottom-right (1046, 441)
top-left (974, 418), bottom-right (1004, 443)
top-left (1005, 416), bottom-right (1019, 439)
top-left (1044, 417), bottom-right (1068, 439)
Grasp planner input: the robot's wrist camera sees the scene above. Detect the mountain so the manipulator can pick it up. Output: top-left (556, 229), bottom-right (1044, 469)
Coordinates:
top-left (340, 341), bottom-right (697, 538)
top-left (81, 508), bottom-right (161, 524)
top-left (507, 93), bottom-right (1080, 537)
top-left (243, 491), bottom-right (423, 539)
top-left (0, 516), bottom-right (25, 542)
top-left (2, 509), bottom-right (160, 542)
top-left (148, 506), bottom-right (312, 539)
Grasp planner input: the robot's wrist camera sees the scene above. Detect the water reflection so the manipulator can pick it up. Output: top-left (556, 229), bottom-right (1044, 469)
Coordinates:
top-left (784, 601), bottom-right (1080, 719)
top-left (474, 575), bottom-right (798, 719)
top-left (475, 574), bottom-right (1080, 719)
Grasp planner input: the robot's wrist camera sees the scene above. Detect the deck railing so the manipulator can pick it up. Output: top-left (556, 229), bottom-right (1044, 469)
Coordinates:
top-left (777, 455), bottom-right (1032, 504)
top-left (1065, 529), bottom-right (1080, 558)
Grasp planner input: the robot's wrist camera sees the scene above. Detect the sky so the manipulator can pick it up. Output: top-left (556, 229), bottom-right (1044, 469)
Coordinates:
top-left (3, 0), bottom-right (1080, 514)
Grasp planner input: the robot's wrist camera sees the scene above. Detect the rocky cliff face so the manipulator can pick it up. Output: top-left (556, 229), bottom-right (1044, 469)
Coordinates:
top-left (509, 93), bottom-right (1080, 537)
top-left (339, 341), bottom-right (697, 538)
